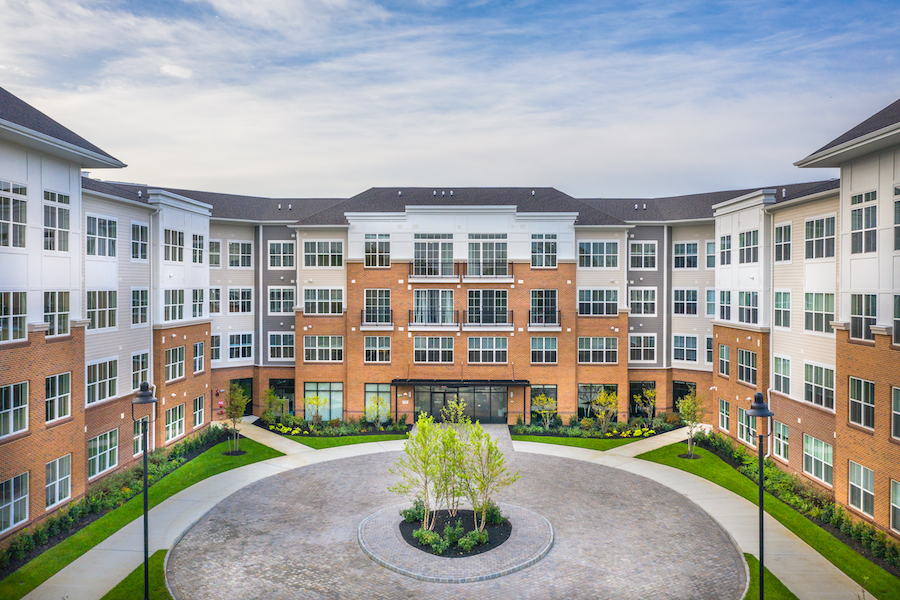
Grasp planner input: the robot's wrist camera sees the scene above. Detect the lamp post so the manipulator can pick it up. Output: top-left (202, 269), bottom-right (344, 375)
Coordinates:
top-left (132, 382), bottom-right (158, 600)
top-left (746, 391), bottom-right (774, 600)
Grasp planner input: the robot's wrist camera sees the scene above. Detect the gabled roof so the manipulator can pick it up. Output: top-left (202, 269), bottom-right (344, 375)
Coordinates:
top-left (0, 86), bottom-right (124, 168)
top-left (296, 187), bottom-right (626, 227)
top-left (82, 177), bottom-right (146, 203)
top-left (813, 98), bottom-right (900, 155)
top-left (796, 97), bottom-right (900, 168)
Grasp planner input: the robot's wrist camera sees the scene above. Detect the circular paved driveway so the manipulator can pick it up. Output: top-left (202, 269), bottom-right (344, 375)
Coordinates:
top-left (167, 452), bottom-right (746, 600)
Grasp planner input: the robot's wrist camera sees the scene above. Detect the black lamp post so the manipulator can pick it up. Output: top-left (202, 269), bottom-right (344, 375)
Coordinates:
top-left (132, 382), bottom-right (158, 600)
top-left (746, 391), bottom-right (774, 600)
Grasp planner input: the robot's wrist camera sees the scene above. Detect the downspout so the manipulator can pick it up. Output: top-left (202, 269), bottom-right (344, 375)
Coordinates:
top-left (762, 203), bottom-right (774, 459)
top-left (147, 204), bottom-right (160, 445)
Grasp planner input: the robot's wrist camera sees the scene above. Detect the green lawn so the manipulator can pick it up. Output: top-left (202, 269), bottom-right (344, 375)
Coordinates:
top-left (638, 443), bottom-right (899, 600)
top-left (510, 434), bottom-right (639, 451)
top-left (101, 550), bottom-right (172, 600)
top-left (288, 433), bottom-right (407, 449)
top-left (743, 554), bottom-right (798, 600)
top-left (0, 439), bottom-right (283, 600)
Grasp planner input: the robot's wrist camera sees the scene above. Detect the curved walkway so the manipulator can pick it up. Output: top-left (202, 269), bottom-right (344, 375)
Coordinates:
top-left (23, 422), bottom-right (864, 600)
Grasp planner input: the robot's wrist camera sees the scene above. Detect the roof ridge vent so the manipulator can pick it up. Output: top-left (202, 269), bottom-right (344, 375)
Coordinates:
top-left (398, 191), bottom-right (402, 196)
top-left (450, 190), bottom-right (453, 196)
top-left (288, 204), bottom-right (292, 210)
top-left (634, 203), bottom-right (638, 210)
top-left (442, 191), bottom-right (445, 196)
top-left (278, 203), bottom-right (281, 210)
top-left (433, 190), bottom-right (436, 196)
top-left (643, 203), bottom-right (647, 210)
top-left (532, 190), bottom-right (535, 196)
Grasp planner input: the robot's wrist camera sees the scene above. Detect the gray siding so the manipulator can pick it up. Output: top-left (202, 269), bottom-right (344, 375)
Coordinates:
top-left (260, 225), bottom-right (298, 366)
top-left (626, 225), bottom-right (666, 368)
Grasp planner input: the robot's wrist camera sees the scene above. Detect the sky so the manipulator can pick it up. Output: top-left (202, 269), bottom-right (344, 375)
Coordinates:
top-left (1, 0), bottom-right (899, 199)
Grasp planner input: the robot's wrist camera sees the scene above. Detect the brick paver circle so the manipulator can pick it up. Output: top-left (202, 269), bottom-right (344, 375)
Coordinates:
top-left (358, 502), bottom-right (554, 583)
top-left (167, 451), bottom-right (747, 599)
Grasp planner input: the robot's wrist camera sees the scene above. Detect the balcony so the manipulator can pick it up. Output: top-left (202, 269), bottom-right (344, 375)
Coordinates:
top-left (408, 309), bottom-right (459, 330)
top-left (528, 310), bottom-right (561, 330)
top-left (463, 310), bottom-right (513, 330)
top-left (408, 261), bottom-right (460, 282)
top-left (462, 261), bottom-right (514, 282)
top-left (360, 309), bottom-right (393, 330)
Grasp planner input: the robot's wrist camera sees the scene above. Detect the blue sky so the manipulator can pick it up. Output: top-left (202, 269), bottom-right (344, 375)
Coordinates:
top-left (1, 0), bottom-right (898, 198)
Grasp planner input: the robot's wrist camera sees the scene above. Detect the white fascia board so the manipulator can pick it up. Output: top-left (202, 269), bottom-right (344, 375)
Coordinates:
top-left (618, 218), bottom-right (714, 226)
top-left (211, 217), bottom-right (298, 225)
top-left (711, 189), bottom-right (776, 216)
top-left (0, 119), bottom-right (126, 169)
top-left (794, 123), bottom-right (900, 168)
top-left (345, 212), bottom-right (407, 222)
top-left (290, 224), bottom-right (350, 229)
top-left (404, 205), bottom-right (519, 215)
top-left (82, 188), bottom-right (153, 212)
top-left (515, 212), bottom-right (580, 221)
top-left (147, 188), bottom-right (213, 216)
top-left (763, 187), bottom-right (839, 212)
top-left (573, 224), bottom-right (634, 231)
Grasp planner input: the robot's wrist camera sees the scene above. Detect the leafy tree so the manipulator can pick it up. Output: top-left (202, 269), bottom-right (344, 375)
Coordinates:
top-left (223, 383), bottom-right (250, 452)
top-left (365, 395), bottom-right (390, 427)
top-left (677, 388), bottom-right (704, 458)
top-left (435, 424), bottom-right (466, 517)
top-left (590, 389), bottom-right (618, 434)
top-left (260, 387), bottom-right (284, 424)
top-left (531, 393), bottom-right (557, 429)
top-left (462, 423), bottom-right (521, 531)
top-left (304, 394), bottom-right (329, 430)
top-left (633, 387), bottom-right (657, 423)
top-left (389, 414), bottom-right (442, 530)
top-left (440, 394), bottom-right (468, 424)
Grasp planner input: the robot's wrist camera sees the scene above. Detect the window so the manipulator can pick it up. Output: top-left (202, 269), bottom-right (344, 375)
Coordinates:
top-left (414, 336), bottom-right (453, 363)
top-left (304, 382), bottom-right (343, 422)
top-left (719, 235), bottom-right (731, 265)
top-left (774, 292), bottom-right (790, 328)
top-left (773, 421), bottom-right (789, 461)
top-left (804, 363), bottom-right (835, 410)
top-left (0, 381), bottom-right (28, 437)
top-left (719, 345), bottom-right (730, 376)
top-left (0, 180), bottom-right (27, 248)
top-left (269, 241), bottom-right (295, 268)
top-left (530, 337), bottom-right (557, 363)
top-left (849, 377), bottom-right (875, 429)
top-left (210, 335), bottom-right (221, 361)
top-left (364, 336), bottom-right (390, 362)
top-left (629, 335), bottom-right (656, 362)
top-left (209, 288), bottom-right (221, 315)
top-left (673, 335), bottom-right (697, 362)
top-left (737, 407), bottom-right (756, 446)
top-left (630, 288), bottom-right (656, 316)
top-left (269, 333), bottom-right (295, 360)
top-left (851, 197), bottom-right (877, 254)
top-left (303, 288), bottom-right (342, 315)
top-left (364, 289), bottom-right (392, 324)
top-left (304, 335), bottom-right (343, 362)
top-left (88, 429), bottom-right (118, 477)
top-left (269, 287), bottom-right (295, 315)
top-left (164, 289), bottom-right (184, 321)
top-left (86, 216), bottom-right (118, 258)
top-left (303, 240), bottom-right (342, 267)
top-left (466, 289), bottom-right (507, 325)
top-left (738, 230), bottom-right (759, 263)
top-left (578, 241), bottom-right (618, 268)
top-left (165, 404), bottom-right (185, 442)
top-left (673, 289), bottom-right (698, 315)
top-left (630, 242), bottom-right (656, 269)
top-left (131, 223), bottom-right (148, 260)
top-left (192, 289), bottom-right (204, 318)
top-left (133, 417), bottom-right (149, 456)
top-left (719, 290), bottom-right (731, 320)
top-left (893, 480), bottom-right (900, 533)
top-left (165, 346), bottom-right (185, 382)
top-left (706, 290), bottom-right (716, 317)
top-left (896, 193), bottom-right (900, 251)
top-left (413, 234), bottom-right (453, 276)
top-left (578, 289), bottom-right (617, 316)
top-left (805, 216), bottom-right (836, 259)
top-left (530, 385), bottom-right (557, 421)
top-left (0, 473), bottom-right (28, 533)
top-left (737, 349), bottom-right (757, 385)
top-left (45, 455), bottom-right (71, 509)
top-left (530, 289), bottom-right (558, 324)
top-left (132, 352), bottom-right (149, 391)
top-left (774, 224), bottom-right (791, 262)
top-left (43, 192), bottom-right (70, 251)
top-left (45, 373), bottom-right (70, 423)
top-left (0, 291), bottom-right (26, 342)
top-left (803, 435), bottom-right (833, 484)
top-left (193, 395), bottom-right (204, 428)
top-left (364, 234), bottom-right (390, 267)
top-left (365, 384), bottom-right (392, 421)
top-left (849, 461), bottom-right (875, 516)
top-left (411, 289), bottom-right (455, 325)
top-left (229, 241), bottom-right (253, 267)
top-left (86, 359), bottom-right (117, 404)
top-left (531, 234), bottom-right (557, 267)
top-left (468, 337), bottom-right (508, 363)
top-left (673, 242), bottom-right (698, 268)
top-left (894, 388), bottom-right (900, 440)
top-left (850, 294), bottom-right (876, 341)
top-left (718, 399), bottom-right (730, 431)
top-left (578, 337), bottom-right (617, 363)
top-left (706, 336), bottom-right (713, 363)
top-left (164, 229), bottom-right (184, 261)
top-left (229, 288), bottom-right (253, 313)
top-left (131, 289), bottom-right (148, 326)
top-left (774, 356), bottom-right (790, 394)
top-left (229, 333), bottom-right (253, 359)
top-left (193, 342), bottom-right (205, 373)
top-left (804, 293), bottom-right (834, 333)
top-left (191, 234), bottom-right (203, 264)
top-left (895, 296), bottom-right (900, 345)
top-left (706, 241), bottom-right (716, 268)
top-left (577, 384), bottom-right (617, 418)
top-left (87, 290), bottom-right (117, 329)
top-left (468, 234), bottom-right (508, 276)
top-left (44, 291), bottom-right (70, 336)
top-left (209, 240), bottom-right (221, 267)
top-left (738, 291), bottom-right (758, 324)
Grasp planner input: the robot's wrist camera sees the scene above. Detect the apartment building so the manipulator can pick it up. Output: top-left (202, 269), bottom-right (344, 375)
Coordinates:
top-left (2, 86), bottom-right (899, 543)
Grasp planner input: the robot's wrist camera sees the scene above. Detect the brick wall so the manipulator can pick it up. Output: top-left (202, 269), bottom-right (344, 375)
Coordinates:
top-left (710, 324), bottom-right (770, 446)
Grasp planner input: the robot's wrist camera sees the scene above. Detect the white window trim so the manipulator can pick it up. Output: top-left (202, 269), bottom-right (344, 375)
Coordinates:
top-left (267, 285), bottom-right (296, 316)
top-left (848, 460), bottom-right (875, 517)
top-left (628, 240), bottom-right (657, 271)
top-left (228, 332), bottom-right (254, 362)
top-left (364, 335), bottom-right (391, 363)
top-left (718, 399), bottom-right (730, 432)
top-left (773, 354), bottom-right (791, 397)
top-left (208, 239), bottom-right (222, 269)
top-left (45, 454), bottom-right (72, 510)
top-left (193, 341), bottom-right (205, 374)
top-left (0, 380), bottom-right (28, 439)
top-left (704, 335), bottom-right (714, 365)
top-left (133, 416), bottom-right (153, 457)
top-left (227, 286), bottom-right (254, 315)
top-left (673, 239), bottom-right (700, 270)
top-left (629, 286), bottom-right (657, 318)
top-left (45, 372), bottom-right (71, 424)
top-left (302, 287), bottom-right (346, 315)
top-left (772, 421), bottom-right (789, 462)
top-left (85, 289), bottom-right (119, 334)
top-left (672, 334), bottom-right (699, 363)
top-left (893, 387), bottom-right (900, 441)
top-left (413, 336), bottom-right (455, 363)
top-left (192, 395), bottom-right (205, 428)
top-left (165, 403), bottom-right (186, 443)
top-left (803, 213), bottom-right (837, 261)
top-left (268, 240), bottom-right (296, 270)
top-left (774, 222), bottom-right (793, 264)
top-left (628, 333), bottom-right (657, 364)
top-left (468, 336), bottom-right (510, 364)
top-left (163, 229), bottom-right (185, 263)
top-left (704, 240), bottom-right (716, 270)
top-left (302, 238), bottom-right (345, 269)
top-left (210, 334), bottom-right (223, 363)
top-left (773, 289), bottom-right (792, 331)
top-left (575, 336), bottom-right (617, 364)
top-left (576, 287), bottom-right (619, 317)
top-left (849, 375), bottom-right (875, 430)
top-left (737, 348), bottom-right (757, 386)
top-left (86, 356), bottom-right (119, 406)
top-left (576, 239), bottom-right (619, 269)
top-left (209, 287), bottom-right (222, 316)
top-left (803, 434), bottom-right (834, 487)
top-left (227, 239), bottom-right (254, 270)
top-left (88, 428), bottom-right (119, 480)
top-left (130, 221), bottom-right (149, 263)
top-left (704, 288), bottom-right (716, 318)
top-left (672, 287), bottom-right (699, 317)
top-left (802, 291), bottom-right (836, 338)
top-left (131, 349), bottom-right (151, 391)
top-left (84, 212), bottom-right (117, 260)
top-left (803, 359), bottom-right (837, 413)
top-left (165, 346), bottom-right (186, 383)
top-left (737, 229), bottom-right (760, 264)
top-left (268, 331), bottom-right (296, 362)
top-left (130, 287), bottom-right (149, 329)
top-left (736, 407), bottom-right (757, 448)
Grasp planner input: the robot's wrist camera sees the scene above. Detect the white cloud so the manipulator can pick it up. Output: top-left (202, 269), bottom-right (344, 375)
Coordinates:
top-left (160, 64), bottom-right (193, 79)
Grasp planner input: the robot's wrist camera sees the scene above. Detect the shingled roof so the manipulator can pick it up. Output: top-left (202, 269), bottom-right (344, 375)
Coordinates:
top-left (0, 86), bottom-right (123, 165)
top-left (812, 98), bottom-right (900, 155)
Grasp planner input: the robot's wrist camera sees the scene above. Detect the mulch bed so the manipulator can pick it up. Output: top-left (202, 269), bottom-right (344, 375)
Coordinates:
top-left (253, 419), bottom-right (410, 437)
top-left (508, 424), bottom-right (683, 440)
top-left (399, 509), bottom-right (512, 558)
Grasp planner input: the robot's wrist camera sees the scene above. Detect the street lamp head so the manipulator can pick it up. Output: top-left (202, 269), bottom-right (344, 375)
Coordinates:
top-left (133, 382), bottom-right (158, 406)
top-left (746, 391), bottom-right (773, 418)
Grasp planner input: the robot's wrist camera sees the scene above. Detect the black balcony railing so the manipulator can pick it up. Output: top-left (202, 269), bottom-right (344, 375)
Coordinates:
top-left (409, 261), bottom-right (459, 278)
top-left (528, 310), bottom-right (560, 326)
top-left (464, 310), bottom-right (512, 325)
top-left (464, 262), bottom-right (513, 278)
top-left (361, 309), bottom-right (393, 326)
top-left (408, 309), bottom-right (458, 326)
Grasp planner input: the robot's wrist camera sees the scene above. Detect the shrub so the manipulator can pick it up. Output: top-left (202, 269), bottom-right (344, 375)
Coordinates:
top-left (458, 529), bottom-right (489, 552)
top-left (413, 527), bottom-right (449, 554)
top-left (400, 499), bottom-right (426, 523)
top-left (567, 415), bottom-right (578, 427)
top-left (443, 519), bottom-right (464, 546)
top-left (516, 415), bottom-right (524, 426)
top-left (580, 418), bottom-right (594, 430)
top-left (482, 500), bottom-right (505, 525)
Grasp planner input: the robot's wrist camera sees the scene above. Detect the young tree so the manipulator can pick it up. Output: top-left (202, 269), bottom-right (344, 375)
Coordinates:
top-left (260, 387), bottom-right (284, 424)
top-left (435, 424), bottom-right (466, 517)
top-left (633, 388), bottom-right (657, 424)
top-left (223, 383), bottom-right (250, 453)
top-left (531, 393), bottom-right (557, 429)
top-left (590, 389), bottom-right (619, 434)
top-left (462, 423), bottom-right (521, 531)
top-left (440, 394), bottom-right (468, 424)
top-left (304, 394), bottom-right (329, 430)
top-left (677, 388), bottom-right (704, 458)
top-left (389, 414), bottom-right (442, 530)
top-left (365, 395), bottom-right (390, 427)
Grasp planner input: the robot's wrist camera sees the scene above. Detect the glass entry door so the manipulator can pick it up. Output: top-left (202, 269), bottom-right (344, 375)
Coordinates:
top-left (413, 385), bottom-right (508, 423)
